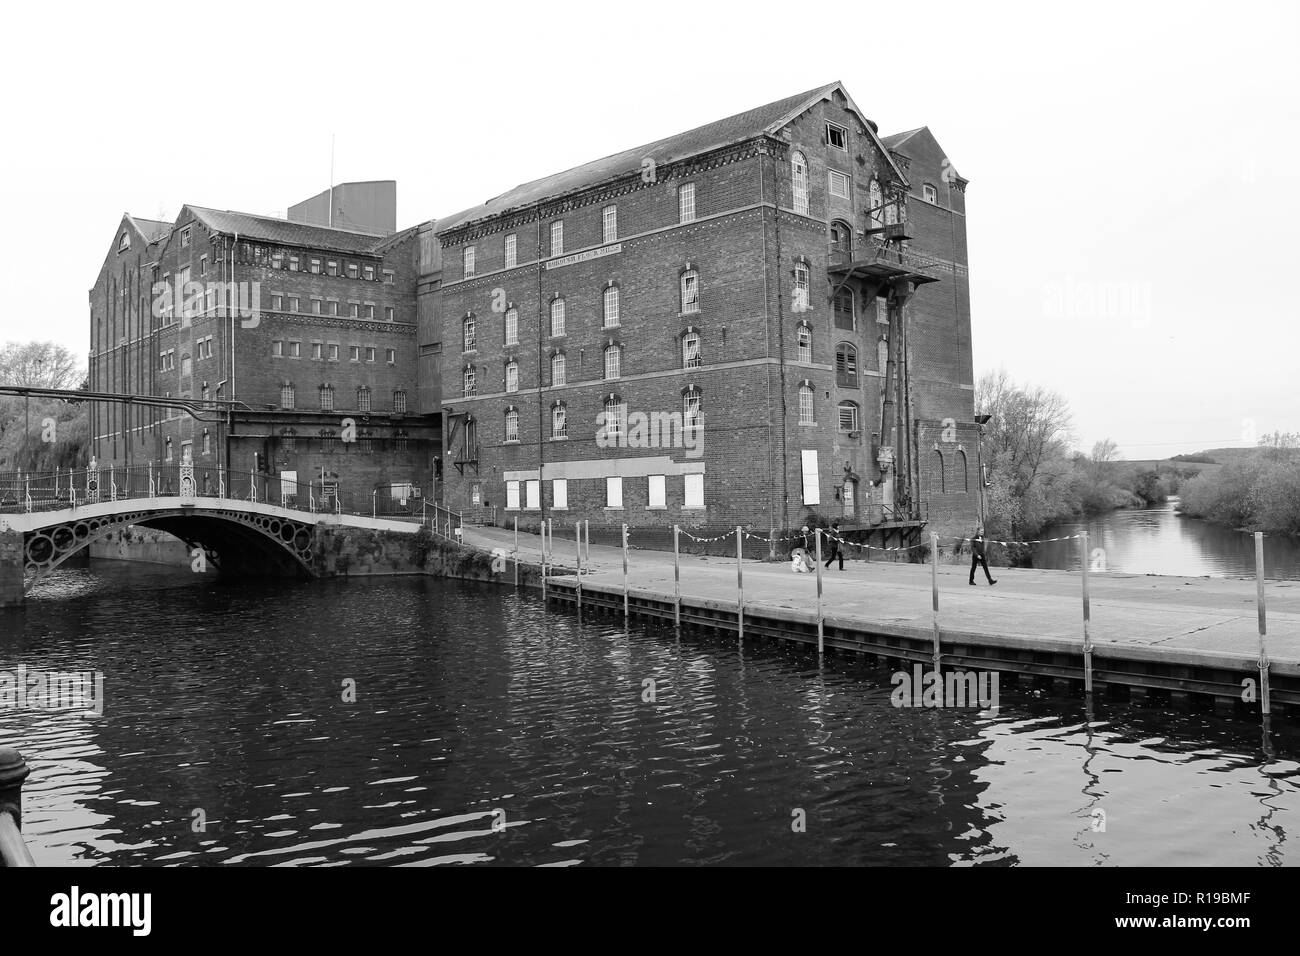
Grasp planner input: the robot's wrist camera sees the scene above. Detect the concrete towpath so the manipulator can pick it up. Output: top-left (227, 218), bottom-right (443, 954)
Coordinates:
top-left (458, 525), bottom-right (1300, 670)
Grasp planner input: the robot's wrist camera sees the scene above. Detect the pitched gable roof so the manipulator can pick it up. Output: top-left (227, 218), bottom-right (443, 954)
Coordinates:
top-left (185, 205), bottom-right (388, 255)
top-left (437, 81), bottom-right (903, 235)
top-left (126, 215), bottom-right (171, 243)
top-left (881, 127), bottom-right (925, 151)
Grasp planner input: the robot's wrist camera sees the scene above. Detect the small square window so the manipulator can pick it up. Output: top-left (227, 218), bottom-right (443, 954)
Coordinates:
top-left (328, 344), bottom-right (339, 361)
top-left (347, 263), bottom-right (359, 279)
top-left (386, 348), bottom-right (396, 365)
top-left (349, 346), bottom-right (360, 362)
top-left (383, 270), bottom-right (394, 284)
top-left (923, 183), bottom-right (939, 204)
top-left (365, 347), bottom-right (376, 363)
top-left (288, 341), bottom-right (301, 358)
top-left (289, 256), bottom-right (300, 272)
top-left (385, 306), bottom-right (395, 322)
top-left (310, 258), bottom-right (321, 274)
top-left (288, 296), bottom-right (300, 312)
top-left (272, 340), bottom-right (283, 357)
top-left (349, 303), bottom-right (359, 318)
top-left (329, 301), bottom-right (339, 316)
top-left (327, 260), bottom-right (338, 276)
top-left (826, 122), bottom-right (848, 150)
top-left (365, 304), bottom-right (375, 319)
top-left (829, 170), bottom-right (849, 198)
top-left (311, 342), bottom-right (323, 360)
top-left (363, 264), bottom-right (375, 281)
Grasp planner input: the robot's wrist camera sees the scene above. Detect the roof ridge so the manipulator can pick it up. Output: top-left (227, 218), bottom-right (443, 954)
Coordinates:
top-left (187, 204), bottom-right (386, 238)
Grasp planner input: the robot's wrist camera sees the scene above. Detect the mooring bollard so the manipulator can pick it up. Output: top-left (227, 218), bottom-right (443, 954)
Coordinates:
top-left (575, 522), bottom-right (583, 613)
top-left (1081, 530), bottom-right (1093, 695)
top-left (1257, 532), bottom-right (1271, 715)
top-left (673, 524), bottom-right (681, 627)
top-left (0, 746), bottom-right (35, 868)
top-left (621, 523), bottom-right (630, 619)
top-left (736, 526), bottom-right (744, 642)
top-left (931, 532), bottom-right (941, 674)
top-left (815, 528), bottom-right (825, 656)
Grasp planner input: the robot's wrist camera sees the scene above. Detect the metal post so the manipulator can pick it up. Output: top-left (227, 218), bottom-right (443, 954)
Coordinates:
top-left (736, 525), bottom-right (744, 642)
top-left (583, 519), bottom-right (590, 566)
top-left (672, 524), bottom-right (681, 627)
top-left (815, 528), bottom-right (824, 656)
top-left (0, 746), bottom-right (35, 868)
top-left (1081, 530), bottom-right (1093, 695)
top-left (1257, 532), bottom-right (1271, 716)
top-left (513, 516), bottom-right (519, 588)
top-left (621, 523), bottom-right (629, 619)
top-left (575, 522), bottom-right (583, 612)
top-left (930, 532), bottom-right (941, 675)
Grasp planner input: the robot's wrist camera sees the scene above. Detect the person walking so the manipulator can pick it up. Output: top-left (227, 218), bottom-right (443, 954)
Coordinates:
top-left (824, 520), bottom-right (844, 570)
top-left (969, 525), bottom-right (997, 586)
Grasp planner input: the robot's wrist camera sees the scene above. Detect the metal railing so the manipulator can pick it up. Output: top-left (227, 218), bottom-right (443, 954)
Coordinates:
top-left (0, 747), bottom-right (34, 868)
top-left (0, 464), bottom-right (420, 522)
top-left (421, 498), bottom-right (464, 543)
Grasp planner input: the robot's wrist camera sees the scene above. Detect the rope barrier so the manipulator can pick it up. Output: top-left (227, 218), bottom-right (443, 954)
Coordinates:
top-left (605, 526), bottom-right (1085, 554)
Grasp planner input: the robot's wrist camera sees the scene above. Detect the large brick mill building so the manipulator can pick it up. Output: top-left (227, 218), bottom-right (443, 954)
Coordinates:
top-left (88, 183), bottom-right (440, 507)
top-left (87, 81), bottom-right (980, 543)
top-left (430, 81), bottom-right (981, 542)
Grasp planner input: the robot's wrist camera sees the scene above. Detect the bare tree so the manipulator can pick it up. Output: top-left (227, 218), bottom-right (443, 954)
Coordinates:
top-left (0, 341), bottom-right (83, 390)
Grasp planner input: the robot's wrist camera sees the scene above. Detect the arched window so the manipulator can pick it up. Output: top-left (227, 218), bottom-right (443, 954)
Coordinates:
top-left (932, 449), bottom-right (946, 494)
top-left (680, 269), bottom-right (700, 314)
top-left (118, 231), bottom-right (130, 252)
top-left (319, 384), bottom-right (334, 411)
top-left (681, 331), bottom-right (702, 368)
top-left (549, 298), bottom-right (566, 337)
top-left (835, 343), bottom-right (858, 387)
top-left (792, 262), bottom-right (810, 313)
top-left (798, 385), bottom-right (815, 424)
top-left (830, 220), bottom-right (853, 260)
top-left (603, 285), bottom-right (620, 327)
top-left (603, 396), bottom-right (625, 440)
top-left (504, 360), bottom-right (519, 393)
top-left (463, 366), bottom-right (476, 397)
top-left (463, 245), bottom-right (476, 278)
top-left (551, 351), bottom-right (566, 386)
top-left (958, 449), bottom-right (970, 492)
top-left (603, 343), bottom-right (622, 380)
top-left (833, 287), bottom-right (855, 330)
top-left (356, 386), bottom-right (371, 412)
top-left (280, 383), bottom-right (295, 410)
top-left (791, 150), bottom-right (809, 214)
top-left (462, 314), bottom-right (476, 351)
top-left (504, 408), bottom-right (519, 442)
top-left (796, 324), bottom-right (813, 363)
top-left (837, 401), bottom-right (859, 433)
top-left (843, 477), bottom-right (857, 518)
top-left (683, 387), bottom-right (702, 433)
top-left (504, 307), bottom-right (518, 346)
top-left (868, 178), bottom-right (884, 231)
top-left (551, 402), bottom-right (567, 438)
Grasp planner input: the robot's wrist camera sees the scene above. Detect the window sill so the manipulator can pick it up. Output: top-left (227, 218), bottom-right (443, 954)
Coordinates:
top-left (646, 505), bottom-right (667, 511)
top-left (682, 506), bottom-right (706, 512)
top-left (603, 507), bottom-right (624, 512)
top-left (549, 436), bottom-right (569, 441)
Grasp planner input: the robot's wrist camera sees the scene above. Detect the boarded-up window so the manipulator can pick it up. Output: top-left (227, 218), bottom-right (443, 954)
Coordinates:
top-left (801, 450), bottom-right (820, 505)
top-left (525, 479), bottom-right (540, 509)
top-left (684, 473), bottom-right (704, 509)
top-left (648, 475), bottom-right (666, 508)
top-left (553, 478), bottom-right (567, 509)
top-left (506, 480), bottom-right (520, 509)
top-left (606, 476), bottom-right (623, 508)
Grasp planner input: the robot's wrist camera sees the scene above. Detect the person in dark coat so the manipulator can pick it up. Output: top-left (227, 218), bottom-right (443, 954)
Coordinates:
top-left (824, 520), bottom-right (844, 570)
top-left (969, 525), bottom-right (997, 586)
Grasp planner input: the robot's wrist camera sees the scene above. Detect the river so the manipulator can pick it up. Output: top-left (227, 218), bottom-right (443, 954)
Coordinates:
top-left (2, 558), bottom-right (1299, 866)
top-left (1034, 500), bottom-right (1300, 580)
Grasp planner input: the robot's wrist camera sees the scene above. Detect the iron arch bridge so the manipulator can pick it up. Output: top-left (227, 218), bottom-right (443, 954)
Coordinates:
top-left (0, 464), bottom-right (443, 596)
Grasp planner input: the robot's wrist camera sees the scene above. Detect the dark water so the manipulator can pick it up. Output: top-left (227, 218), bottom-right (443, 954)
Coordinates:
top-left (1035, 500), bottom-right (1300, 581)
top-left (2, 561), bottom-right (1300, 866)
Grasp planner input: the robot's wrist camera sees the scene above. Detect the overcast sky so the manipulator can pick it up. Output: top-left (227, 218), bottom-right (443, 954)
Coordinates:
top-left (2, 0), bottom-right (1295, 459)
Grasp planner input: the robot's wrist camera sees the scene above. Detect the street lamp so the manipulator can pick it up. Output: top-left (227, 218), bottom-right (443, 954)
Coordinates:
top-left (974, 414), bottom-right (992, 527)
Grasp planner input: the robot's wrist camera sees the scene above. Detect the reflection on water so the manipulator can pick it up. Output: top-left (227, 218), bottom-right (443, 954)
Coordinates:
top-left (2, 560), bottom-right (1299, 866)
top-left (1035, 500), bottom-right (1300, 580)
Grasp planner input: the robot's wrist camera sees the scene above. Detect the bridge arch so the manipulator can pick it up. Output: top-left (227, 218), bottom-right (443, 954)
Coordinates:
top-left (20, 505), bottom-right (316, 593)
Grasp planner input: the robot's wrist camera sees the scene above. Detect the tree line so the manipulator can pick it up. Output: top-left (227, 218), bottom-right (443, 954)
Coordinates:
top-left (0, 340), bottom-right (88, 472)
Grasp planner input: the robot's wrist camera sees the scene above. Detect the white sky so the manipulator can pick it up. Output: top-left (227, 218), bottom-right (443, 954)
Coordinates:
top-left (2, 0), bottom-right (1295, 459)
